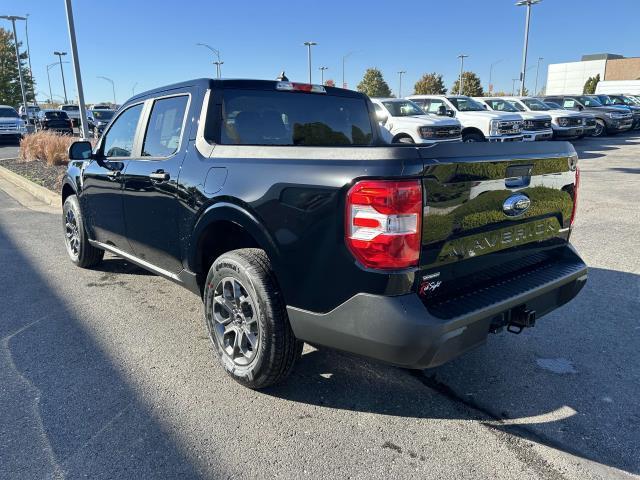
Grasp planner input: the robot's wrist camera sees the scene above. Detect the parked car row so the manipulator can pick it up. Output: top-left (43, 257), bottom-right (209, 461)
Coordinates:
top-left (369, 91), bottom-right (640, 145)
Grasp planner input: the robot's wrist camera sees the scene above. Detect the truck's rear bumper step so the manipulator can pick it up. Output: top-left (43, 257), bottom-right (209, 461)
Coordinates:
top-left (287, 246), bottom-right (587, 369)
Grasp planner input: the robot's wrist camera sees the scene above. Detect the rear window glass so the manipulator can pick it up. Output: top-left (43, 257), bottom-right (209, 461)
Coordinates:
top-left (45, 111), bottom-right (68, 119)
top-left (62, 105), bottom-right (79, 111)
top-left (218, 89), bottom-right (374, 146)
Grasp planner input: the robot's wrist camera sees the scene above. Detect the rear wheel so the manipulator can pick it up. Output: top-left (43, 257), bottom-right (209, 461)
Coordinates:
top-left (62, 195), bottom-right (104, 268)
top-left (203, 248), bottom-right (302, 389)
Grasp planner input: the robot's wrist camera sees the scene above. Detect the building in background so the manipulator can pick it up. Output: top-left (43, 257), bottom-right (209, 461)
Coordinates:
top-left (545, 53), bottom-right (640, 95)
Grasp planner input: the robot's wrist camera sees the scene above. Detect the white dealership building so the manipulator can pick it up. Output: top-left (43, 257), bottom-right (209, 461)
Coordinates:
top-left (545, 53), bottom-right (640, 95)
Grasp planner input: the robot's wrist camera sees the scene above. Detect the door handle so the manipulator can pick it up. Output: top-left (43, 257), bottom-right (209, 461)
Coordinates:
top-left (149, 171), bottom-right (170, 181)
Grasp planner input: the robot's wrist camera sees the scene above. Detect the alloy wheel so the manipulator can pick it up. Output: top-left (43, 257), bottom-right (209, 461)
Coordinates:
top-left (64, 209), bottom-right (80, 257)
top-left (210, 277), bottom-right (259, 366)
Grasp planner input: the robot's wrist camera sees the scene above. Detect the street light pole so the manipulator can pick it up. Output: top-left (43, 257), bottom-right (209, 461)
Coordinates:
top-left (54, 51), bottom-right (68, 103)
top-left (516, 0), bottom-right (541, 96)
top-left (489, 59), bottom-right (502, 93)
top-left (534, 56), bottom-right (544, 95)
top-left (319, 66), bottom-right (328, 85)
top-left (97, 76), bottom-right (116, 105)
top-left (457, 54), bottom-right (468, 95)
top-left (64, 0), bottom-right (90, 139)
top-left (342, 51), bottom-right (354, 89)
top-left (303, 41), bottom-right (317, 84)
top-left (512, 78), bottom-right (519, 96)
top-left (397, 70), bottom-right (406, 98)
top-left (1, 15), bottom-right (29, 122)
top-left (46, 62), bottom-right (67, 103)
top-left (24, 13), bottom-right (36, 104)
top-left (196, 43), bottom-right (222, 78)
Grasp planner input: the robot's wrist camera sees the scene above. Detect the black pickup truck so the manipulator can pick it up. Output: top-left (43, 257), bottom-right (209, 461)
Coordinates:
top-left (62, 78), bottom-right (587, 389)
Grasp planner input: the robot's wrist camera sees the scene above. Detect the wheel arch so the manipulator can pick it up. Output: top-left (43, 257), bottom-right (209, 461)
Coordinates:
top-left (61, 178), bottom-right (77, 206)
top-left (189, 202), bottom-right (281, 291)
top-left (461, 126), bottom-right (485, 139)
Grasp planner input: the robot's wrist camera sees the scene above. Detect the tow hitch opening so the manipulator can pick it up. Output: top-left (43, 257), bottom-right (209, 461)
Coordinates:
top-left (489, 306), bottom-right (537, 335)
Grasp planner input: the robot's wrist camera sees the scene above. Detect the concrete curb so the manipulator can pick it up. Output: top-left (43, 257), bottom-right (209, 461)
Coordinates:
top-left (0, 162), bottom-right (60, 207)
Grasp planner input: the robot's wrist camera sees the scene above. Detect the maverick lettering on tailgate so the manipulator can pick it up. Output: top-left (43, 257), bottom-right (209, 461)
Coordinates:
top-left (437, 217), bottom-right (561, 264)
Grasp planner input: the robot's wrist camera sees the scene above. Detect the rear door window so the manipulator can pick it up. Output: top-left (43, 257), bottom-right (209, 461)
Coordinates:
top-left (141, 95), bottom-right (189, 157)
top-left (218, 89), bottom-right (374, 146)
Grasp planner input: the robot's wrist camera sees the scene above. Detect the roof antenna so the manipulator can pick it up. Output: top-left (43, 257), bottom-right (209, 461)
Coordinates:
top-left (276, 71), bottom-right (289, 81)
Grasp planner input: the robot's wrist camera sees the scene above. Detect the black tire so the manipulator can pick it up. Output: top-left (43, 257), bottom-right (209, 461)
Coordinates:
top-left (62, 195), bottom-right (104, 268)
top-left (393, 135), bottom-right (414, 144)
top-left (203, 248), bottom-right (302, 389)
top-left (592, 119), bottom-right (607, 137)
top-left (463, 132), bottom-right (485, 143)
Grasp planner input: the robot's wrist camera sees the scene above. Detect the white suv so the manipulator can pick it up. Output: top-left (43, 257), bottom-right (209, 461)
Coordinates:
top-left (370, 98), bottom-right (461, 144)
top-left (408, 95), bottom-right (523, 142)
top-left (474, 97), bottom-right (552, 141)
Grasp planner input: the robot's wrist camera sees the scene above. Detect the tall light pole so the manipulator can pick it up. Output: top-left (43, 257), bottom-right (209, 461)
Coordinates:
top-left (97, 76), bottom-right (116, 105)
top-left (457, 54), bottom-right (468, 95)
top-left (303, 41), bottom-right (317, 84)
top-left (132, 82), bottom-right (138, 96)
top-left (534, 56), bottom-right (544, 95)
top-left (196, 43), bottom-right (223, 78)
top-left (1, 15), bottom-right (29, 121)
top-left (488, 59), bottom-right (502, 93)
top-left (64, 0), bottom-right (90, 139)
top-left (516, 0), bottom-right (541, 96)
top-left (54, 51), bottom-right (68, 103)
top-left (319, 66), bottom-right (328, 85)
top-left (47, 61), bottom-right (68, 103)
top-left (397, 70), bottom-right (406, 98)
top-left (342, 51), bottom-right (355, 89)
top-left (512, 78), bottom-right (519, 96)
top-left (24, 13), bottom-right (36, 104)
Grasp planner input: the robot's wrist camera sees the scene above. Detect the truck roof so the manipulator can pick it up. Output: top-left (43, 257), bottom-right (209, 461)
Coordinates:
top-left (129, 78), bottom-right (365, 103)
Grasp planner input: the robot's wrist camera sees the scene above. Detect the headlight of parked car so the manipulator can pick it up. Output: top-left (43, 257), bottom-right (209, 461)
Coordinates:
top-left (419, 126), bottom-right (437, 138)
top-left (558, 117), bottom-right (570, 127)
top-left (607, 112), bottom-right (626, 119)
top-left (489, 119), bottom-right (500, 134)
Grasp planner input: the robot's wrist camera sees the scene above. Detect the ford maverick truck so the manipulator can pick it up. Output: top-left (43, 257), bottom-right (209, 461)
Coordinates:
top-left (62, 78), bottom-right (587, 389)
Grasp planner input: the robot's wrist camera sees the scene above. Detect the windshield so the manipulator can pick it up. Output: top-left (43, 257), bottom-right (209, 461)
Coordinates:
top-left (520, 98), bottom-right (550, 111)
top-left (485, 99), bottom-right (518, 112)
top-left (447, 97), bottom-right (485, 112)
top-left (92, 110), bottom-right (115, 120)
top-left (381, 100), bottom-right (425, 117)
top-left (575, 96), bottom-right (603, 107)
top-left (0, 107), bottom-right (19, 118)
top-left (624, 96), bottom-right (640, 105)
top-left (218, 89), bottom-right (374, 146)
top-left (62, 105), bottom-right (79, 111)
top-left (544, 101), bottom-right (563, 109)
top-left (607, 95), bottom-right (630, 106)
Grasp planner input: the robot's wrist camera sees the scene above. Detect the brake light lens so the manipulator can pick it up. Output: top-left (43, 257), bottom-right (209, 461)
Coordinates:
top-left (570, 167), bottom-right (580, 227)
top-left (345, 179), bottom-right (422, 269)
top-left (276, 81), bottom-right (326, 94)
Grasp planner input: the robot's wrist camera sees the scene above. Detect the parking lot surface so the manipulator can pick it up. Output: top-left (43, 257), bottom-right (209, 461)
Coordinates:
top-left (0, 135), bottom-right (638, 479)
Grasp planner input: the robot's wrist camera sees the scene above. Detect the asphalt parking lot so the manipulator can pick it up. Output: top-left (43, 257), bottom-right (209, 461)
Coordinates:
top-left (0, 135), bottom-right (638, 479)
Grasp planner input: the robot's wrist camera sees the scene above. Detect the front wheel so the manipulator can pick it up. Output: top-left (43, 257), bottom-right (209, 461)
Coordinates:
top-left (462, 132), bottom-right (485, 143)
top-left (62, 195), bottom-right (104, 268)
top-left (203, 248), bottom-right (302, 389)
top-left (592, 119), bottom-right (606, 137)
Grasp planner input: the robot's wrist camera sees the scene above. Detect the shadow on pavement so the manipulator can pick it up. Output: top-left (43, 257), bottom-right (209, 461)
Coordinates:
top-left (0, 224), bottom-right (206, 479)
top-left (571, 131), bottom-right (640, 159)
top-left (609, 167), bottom-right (640, 174)
top-left (268, 267), bottom-right (640, 475)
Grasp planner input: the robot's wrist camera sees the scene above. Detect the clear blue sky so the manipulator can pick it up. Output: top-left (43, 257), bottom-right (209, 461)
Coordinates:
top-left (3, 0), bottom-right (639, 103)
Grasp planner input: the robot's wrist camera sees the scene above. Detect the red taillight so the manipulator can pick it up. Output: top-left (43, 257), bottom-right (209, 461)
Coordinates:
top-left (345, 179), bottom-right (422, 269)
top-left (276, 81), bottom-right (326, 94)
top-left (570, 167), bottom-right (580, 227)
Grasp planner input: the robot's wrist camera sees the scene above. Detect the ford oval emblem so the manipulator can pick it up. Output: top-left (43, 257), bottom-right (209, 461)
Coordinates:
top-left (503, 193), bottom-right (531, 216)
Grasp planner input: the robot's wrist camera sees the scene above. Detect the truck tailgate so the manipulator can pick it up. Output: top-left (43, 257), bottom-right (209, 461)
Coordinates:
top-left (416, 142), bottom-right (579, 306)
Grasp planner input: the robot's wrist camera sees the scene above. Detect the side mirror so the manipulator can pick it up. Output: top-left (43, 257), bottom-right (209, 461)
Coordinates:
top-left (483, 104), bottom-right (488, 110)
top-left (376, 111), bottom-right (388, 124)
top-left (436, 105), bottom-right (447, 116)
top-left (577, 104), bottom-right (584, 111)
top-left (446, 109), bottom-right (455, 117)
top-left (68, 141), bottom-right (93, 161)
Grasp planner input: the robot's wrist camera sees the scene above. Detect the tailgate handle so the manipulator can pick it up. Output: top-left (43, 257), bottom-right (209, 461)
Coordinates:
top-left (505, 164), bottom-right (533, 188)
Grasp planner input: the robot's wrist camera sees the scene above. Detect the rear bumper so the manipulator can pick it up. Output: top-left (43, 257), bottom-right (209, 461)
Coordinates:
top-left (288, 246), bottom-right (587, 369)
